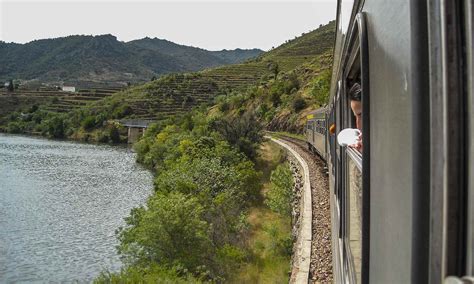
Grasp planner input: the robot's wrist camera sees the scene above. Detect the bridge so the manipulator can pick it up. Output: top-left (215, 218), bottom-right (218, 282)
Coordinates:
top-left (118, 119), bottom-right (154, 144)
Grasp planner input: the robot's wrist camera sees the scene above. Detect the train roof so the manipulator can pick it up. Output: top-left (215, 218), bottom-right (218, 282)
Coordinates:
top-left (306, 106), bottom-right (328, 120)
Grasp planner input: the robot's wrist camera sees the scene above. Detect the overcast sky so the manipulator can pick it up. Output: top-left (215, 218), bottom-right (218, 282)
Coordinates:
top-left (0, 0), bottom-right (336, 51)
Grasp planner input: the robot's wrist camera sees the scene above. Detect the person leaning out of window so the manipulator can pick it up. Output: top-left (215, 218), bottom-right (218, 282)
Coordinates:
top-left (349, 83), bottom-right (363, 152)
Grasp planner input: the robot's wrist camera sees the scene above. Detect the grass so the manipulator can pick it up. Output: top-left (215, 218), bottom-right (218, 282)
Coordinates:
top-left (267, 131), bottom-right (306, 141)
top-left (228, 141), bottom-right (291, 283)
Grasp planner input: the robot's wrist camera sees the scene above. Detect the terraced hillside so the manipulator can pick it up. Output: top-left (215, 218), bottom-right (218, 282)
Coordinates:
top-left (84, 20), bottom-right (336, 121)
top-left (0, 87), bottom-right (123, 121)
top-left (0, 21), bottom-right (335, 139)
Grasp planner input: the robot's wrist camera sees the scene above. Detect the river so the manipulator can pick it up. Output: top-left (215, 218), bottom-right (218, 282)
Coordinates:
top-left (0, 134), bottom-right (153, 282)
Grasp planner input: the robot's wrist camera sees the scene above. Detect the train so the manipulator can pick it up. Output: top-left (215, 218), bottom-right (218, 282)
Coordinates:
top-left (306, 0), bottom-right (474, 283)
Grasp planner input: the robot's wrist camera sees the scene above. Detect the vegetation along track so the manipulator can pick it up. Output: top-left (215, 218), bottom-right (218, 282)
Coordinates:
top-left (277, 135), bottom-right (332, 283)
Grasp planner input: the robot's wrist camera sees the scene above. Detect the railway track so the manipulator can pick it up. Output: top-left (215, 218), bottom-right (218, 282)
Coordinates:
top-left (270, 135), bottom-right (332, 283)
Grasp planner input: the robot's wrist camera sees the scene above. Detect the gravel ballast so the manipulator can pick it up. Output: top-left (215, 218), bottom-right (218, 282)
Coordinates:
top-left (277, 137), bottom-right (333, 284)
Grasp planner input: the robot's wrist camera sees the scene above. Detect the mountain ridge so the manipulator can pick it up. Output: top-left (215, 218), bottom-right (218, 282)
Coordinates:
top-left (0, 34), bottom-right (263, 85)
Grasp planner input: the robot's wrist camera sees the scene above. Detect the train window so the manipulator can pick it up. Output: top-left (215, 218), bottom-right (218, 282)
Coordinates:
top-left (341, 12), bottom-right (370, 284)
top-left (347, 156), bottom-right (362, 282)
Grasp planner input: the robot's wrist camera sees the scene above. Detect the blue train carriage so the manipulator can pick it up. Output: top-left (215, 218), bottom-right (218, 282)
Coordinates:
top-left (305, 107), bottom-right (328, 160)
top-left (326, 0), bottom-right (474, 283)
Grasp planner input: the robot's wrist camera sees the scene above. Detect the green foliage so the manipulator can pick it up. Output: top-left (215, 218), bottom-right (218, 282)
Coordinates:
top-left (109, 125), bottom-right (121, 143)
top-left (266, 163), bottom-right (294, 216)
top-left (268, 62), bottom-right (280, 78)
top-left (270, 90), bottom-right (281, 107)
top-left (116, 113), bottom-right (263, 281)
top-left (118, 192), bottom-right (213, 273)
top-left (218, 101), bottom-right (230, 112)
top-left (112, 104), bottom-right (132, 119)
top-left (292, 97), bottom-right (307, 112)
top-left (7, 121), bottom-right (23, 133)
top-left (44, 115), bottom-right (68, 138)
top-left (263, 223), bottom-right (293, 257)
top-left (310, 68), bottom-right (331, 105)
top-left (210, 113), bottom-right (264, 160)
top-left (81, 116), bottom-right (97, 130)
top-left (94, 263), bottom-right (203, 284)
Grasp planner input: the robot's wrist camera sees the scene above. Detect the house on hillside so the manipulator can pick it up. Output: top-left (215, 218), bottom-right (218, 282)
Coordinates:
top-left (62, 86), bottom-right (76, 92)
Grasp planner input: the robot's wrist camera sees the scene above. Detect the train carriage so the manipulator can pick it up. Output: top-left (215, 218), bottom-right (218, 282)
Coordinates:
top-left (306, 0), bottom-right (474, 283)
top-left (306, 108), bottom-right (328, 160)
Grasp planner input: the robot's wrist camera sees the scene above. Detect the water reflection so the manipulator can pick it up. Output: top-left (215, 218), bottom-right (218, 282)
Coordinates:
top-left (0, 134), bottom-right (153, 282)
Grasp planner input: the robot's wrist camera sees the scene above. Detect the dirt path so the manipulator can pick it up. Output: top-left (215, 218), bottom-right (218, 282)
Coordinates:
top-left (278, 137), bottom-right (333, 283)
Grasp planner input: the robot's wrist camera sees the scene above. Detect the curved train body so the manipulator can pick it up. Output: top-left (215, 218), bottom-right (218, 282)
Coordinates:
top-left (306, 0), bottom-right (474, 283)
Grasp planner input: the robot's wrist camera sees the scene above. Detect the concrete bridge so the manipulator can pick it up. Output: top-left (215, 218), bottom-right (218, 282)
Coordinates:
top-left (118, 119), bottom-right (154, 144)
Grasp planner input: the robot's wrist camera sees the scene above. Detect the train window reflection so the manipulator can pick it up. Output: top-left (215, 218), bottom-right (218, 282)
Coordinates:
top-left (347, 156), bottom-right (362, 283)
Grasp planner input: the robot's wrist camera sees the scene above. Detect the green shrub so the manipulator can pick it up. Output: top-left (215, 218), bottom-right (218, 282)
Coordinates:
top-left (81, 116), bottom-right (96, 130)
top-left (219, 101), bottom-right (230, 112)
top-left (263, 223), bottom-right (292, 256)
top-left (292, 97), bottom-right (307, 112)
top-left (112, 104), bottom-right (132, 118)
top-left (109, 126), bottom-right (121, 143)
top-left (209, 112), bottom-right (263, 160)
top-left (94, 263), bottom-right (202, 284)
top-left (265, 163), bottom-right (294, 215)
top-left (270, 90), bottom-right (281, 107)
top-left (117, 192), bottom-right (213, 275)
top-left (45, 116), bottom-right (68, 138)
top-left (7, 121), bottom-right (23, 133)
top-left (97, 131), bottom-right (109, 143)
top-left (310, 68), bottom-right (331, 105)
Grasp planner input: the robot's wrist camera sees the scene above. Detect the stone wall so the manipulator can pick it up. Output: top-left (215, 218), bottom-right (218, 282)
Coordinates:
top-left (268, 137), bottom-right (312, 284)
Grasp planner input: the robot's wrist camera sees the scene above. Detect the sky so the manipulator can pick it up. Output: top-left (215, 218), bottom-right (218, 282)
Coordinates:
top-left (0, 0), bottom-right (336, 51)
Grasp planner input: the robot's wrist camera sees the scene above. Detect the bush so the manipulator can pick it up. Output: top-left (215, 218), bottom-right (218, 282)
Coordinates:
top-left (45, 116), bottom-right (68, 138)
top-left (210, 112), bottom-right (264, 160)
top-left (270, 90), bottom-right (281, 107)
top-left (113, 104), bottom-right (132, 118)
top-left (109, 125), bottom-right (121, 143)
top-left (97, 131), bottom-right (109, 143)
top-left (94, 263), bottom-right (202, 283)
top-left (310, 69), bottom-right (331, 105)
top-left (117, 192), bottom-right (213, 275)
top-left (7, 121), bottom-right (23, 133)
top-left (292, 97), bottom-right (307, 112)
top-left (219, 101), bottom-right (230, 112)
top-left (81, 116), bottom-right (96, 130)
top-left (265, 163), bottom-right (294, 215)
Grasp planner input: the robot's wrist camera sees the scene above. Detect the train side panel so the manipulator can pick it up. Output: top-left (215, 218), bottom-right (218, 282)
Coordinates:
top-left (306, 110), bottom-right (327, 160)
top-left (362, 1), bottom-right (414, 282)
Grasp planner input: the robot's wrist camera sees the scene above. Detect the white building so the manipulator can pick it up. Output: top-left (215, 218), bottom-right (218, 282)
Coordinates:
top-left (62, 86), bottom-right (76, 92)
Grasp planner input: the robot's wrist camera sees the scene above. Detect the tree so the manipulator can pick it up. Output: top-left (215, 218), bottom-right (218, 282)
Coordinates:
top-left (310, 69), bottom-right (331, 105)
top-left (293, 97), bottom-right (307, 112)
top-left (268, 62), bottom-right (279, 78)
top-left (117, 192), bottom-right (213, 274)
top-left (210, 113), bottom-right (264, 160)
top-left (109, 125), bottom-right (121, 143)
top-left (46, 116), bottom-right (67, 138)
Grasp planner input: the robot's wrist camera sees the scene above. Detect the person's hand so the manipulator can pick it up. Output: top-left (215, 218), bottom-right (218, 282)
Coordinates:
top-left (349, 133), bottom-right (363, 152)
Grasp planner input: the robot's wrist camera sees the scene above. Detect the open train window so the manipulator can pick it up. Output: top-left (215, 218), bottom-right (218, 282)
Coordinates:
top-left (341, 12), bottom-right (369, 284)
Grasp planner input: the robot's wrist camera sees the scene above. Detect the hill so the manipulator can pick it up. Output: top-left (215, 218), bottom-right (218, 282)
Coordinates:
top-left (0, 21), bottom-right (335, 140)
top-left (0, 35), bottom-right (263, 86)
